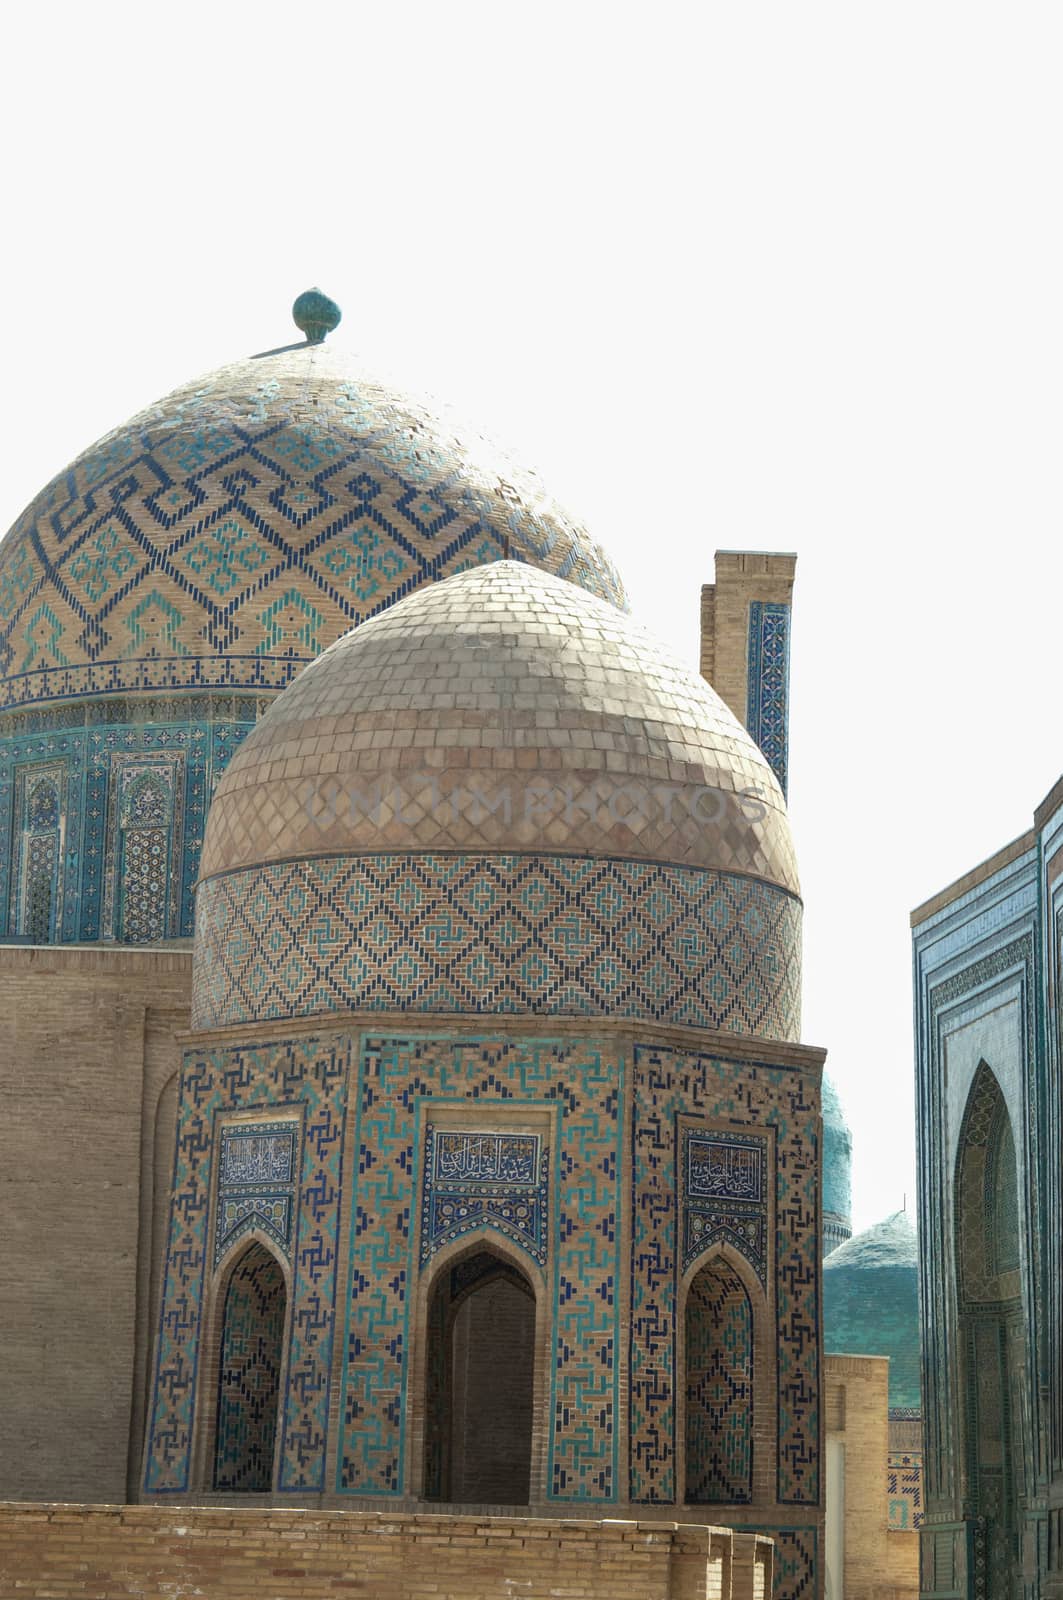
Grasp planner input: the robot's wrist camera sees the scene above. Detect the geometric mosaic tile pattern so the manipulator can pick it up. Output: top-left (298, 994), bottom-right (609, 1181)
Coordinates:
top-left (629, 1044), bottom-right (819, 1507)
top-left (339, 1035), bottom-right (621, 1503)
top-left (198, 562), bottom-right (799, 894)
top-left (914, 892), bottom-right (1045, 1600)
top-left (193, 852), bottom-right (802, 1041)
top-left (12, 763), bottom-right (64, 941)
top-left (420, 1127), bottom-right (549, 1269)
top-left (763, 1527), bottom-right (819, 1600)
top-left (144, 1033), bottom-right (349, 1495)
top-left (746, 601), bottom-right (790, 799)
top-left (888, 1450), bottom-right (923, 1530)
top-left (684, 1259), bottom-right (754, 1503)
top-left (212, 1242), bottom-right (286, 1491)
top-left (0, 693), bottom-right (261, 940)
top-left (956, 1062), bottom-right (1020, 1305)
top-left (0, 343), bottom-right (624, 711)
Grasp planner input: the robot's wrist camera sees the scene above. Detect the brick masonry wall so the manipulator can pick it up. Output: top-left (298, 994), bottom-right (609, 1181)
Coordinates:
top-left (824, 1354), bottom-right (918, 1600)
top-left (0, 1504), bottom-right (773, 1600)
top-left (0, 945), bottom-right (191, 1503)
top-left (698, 554), bottom-right (796, 736)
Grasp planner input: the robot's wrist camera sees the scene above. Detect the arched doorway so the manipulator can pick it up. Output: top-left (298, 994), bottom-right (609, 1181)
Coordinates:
top-left (423, 1249), bottom-right (536, 1505)
top-left (213, 1241), bottom-right (287, 1491)
top-left (684, 1256), bottom-right (754, 1504)
top-left (955, 1062), bottom-right (1027, 1596)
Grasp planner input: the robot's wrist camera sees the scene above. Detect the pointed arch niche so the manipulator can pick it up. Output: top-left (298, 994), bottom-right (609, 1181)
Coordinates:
top-left (414, 1236), bottom-right (546, 1507)
top-left (209, 1239), bottom-right (289, 1492)
top-left (13, 766), bottom-right (64, 941)
top-left (117, 769), bottom-right (174, 943)
top-left (679, 1246), bottom-right (772, 1507)
top-left (677, 1118), bottom-right (774, 1507)
top-left (954, 1060), bottom-right (1028, 1597)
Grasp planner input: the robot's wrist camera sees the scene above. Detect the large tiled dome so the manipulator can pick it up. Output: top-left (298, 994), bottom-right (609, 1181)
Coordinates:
top-left (193, 562), bottom-right (802, 1034)
top-left (0, 340), bottom-right (624, 711)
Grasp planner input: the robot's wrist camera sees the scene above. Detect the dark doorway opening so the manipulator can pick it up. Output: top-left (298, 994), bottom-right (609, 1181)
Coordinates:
top-left (213, 1241), bottom-right (287, 1491)
top-left (424, 1249), bottom-right (535, 1505)
top-left (684, 1257), bottom-right (754, 1504)
top-left (955, 1063), bottom-right (1027, 1598)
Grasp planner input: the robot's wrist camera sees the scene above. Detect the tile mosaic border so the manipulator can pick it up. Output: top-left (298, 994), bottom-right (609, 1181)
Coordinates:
top-left (193, 852), bottom-right (802, 1040)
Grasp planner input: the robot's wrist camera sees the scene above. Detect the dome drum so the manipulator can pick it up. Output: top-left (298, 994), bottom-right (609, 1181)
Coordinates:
top-left (193, 850), bottom-right (801, 1034)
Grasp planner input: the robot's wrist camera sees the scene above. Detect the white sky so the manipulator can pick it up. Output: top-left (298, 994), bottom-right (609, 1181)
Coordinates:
top-left (3, 3), bottom-right (1061, 1232)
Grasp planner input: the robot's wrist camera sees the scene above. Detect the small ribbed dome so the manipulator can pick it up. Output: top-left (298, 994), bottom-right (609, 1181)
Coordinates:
top-left (198, 561), bottom-right (798, 888)
top-left (824, 1211), bottom-right (921, 1411)
top-left (0, 342), bottom-right (624, 711)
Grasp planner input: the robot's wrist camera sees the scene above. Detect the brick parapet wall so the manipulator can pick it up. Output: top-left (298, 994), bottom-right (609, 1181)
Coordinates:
top-left (0, 945), bottom-right (192, 1503)
top-left (698, 552), bottom-right (796, 731)
top-left (0, 1503), bottom-right (772, 1600)
top-left (824, 1354), bottom-right (918, 1600)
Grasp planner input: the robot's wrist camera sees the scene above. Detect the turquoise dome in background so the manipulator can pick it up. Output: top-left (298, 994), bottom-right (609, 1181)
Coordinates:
top-left (822, 1072), bottom-right (853, 1255)
top-left (823, 1210), bottom-right (921, 1413)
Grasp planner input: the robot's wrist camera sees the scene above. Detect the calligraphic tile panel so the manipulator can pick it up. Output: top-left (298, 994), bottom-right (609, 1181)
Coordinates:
top-left (683, 1128), bottom-right (769, 1284)
top-left (215, 1121), bottom-right (300, 1267)
top-left (421, 1127), bottom-right (549, 1268)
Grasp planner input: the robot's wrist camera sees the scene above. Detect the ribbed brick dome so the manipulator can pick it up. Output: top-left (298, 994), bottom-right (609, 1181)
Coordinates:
top-left (193, 563), bottom-right (802, 1036)
top-left (198, 562), bottom-right (798, 889)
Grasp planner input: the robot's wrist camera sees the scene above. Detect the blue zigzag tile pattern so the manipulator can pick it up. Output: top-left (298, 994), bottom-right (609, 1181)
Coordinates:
top-left (212, 1243), bottom-right (287, 1491)
top-left (684, 1259), bottom-right (754, 1503)
top-left (746, 601), bottom-right (791, 797)
top-left (0, 345), bottom-right (625, 710)
top-left (192, 852), bottom-right (802, 1039)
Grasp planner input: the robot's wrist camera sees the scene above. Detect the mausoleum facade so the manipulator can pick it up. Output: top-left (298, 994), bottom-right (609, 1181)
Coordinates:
top-left (1, 295), bottom-right (826, 1600)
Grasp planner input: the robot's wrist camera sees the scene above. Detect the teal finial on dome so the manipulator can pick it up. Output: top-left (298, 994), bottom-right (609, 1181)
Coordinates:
top-left (292, 287), bottom-right (342, 344)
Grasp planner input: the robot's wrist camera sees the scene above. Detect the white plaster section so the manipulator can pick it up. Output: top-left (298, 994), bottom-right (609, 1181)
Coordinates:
top-left (824, 1438), bottom-right (845, 1600)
